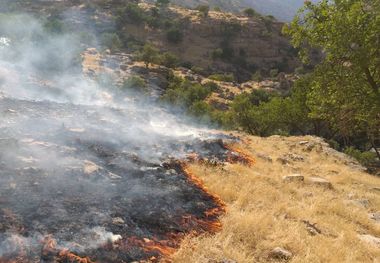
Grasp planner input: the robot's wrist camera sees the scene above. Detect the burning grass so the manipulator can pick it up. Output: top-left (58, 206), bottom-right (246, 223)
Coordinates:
top-left (172, 134), bottom-right (380, 262)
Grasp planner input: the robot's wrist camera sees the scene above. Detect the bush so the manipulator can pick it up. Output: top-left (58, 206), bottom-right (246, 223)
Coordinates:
top-left (156, 0), bottom-right (170, 7)
top-left (122, 75), bottom-right (147, 92)
top-left (344, 147), bottom-right (378, 166)
top-left (119, 3), bottom-right (146, 25)
top-left (101, 33), bottom-right (122, 51)
top-left (135, 43), bottom-right (160, 68)
top-left (196, 5), bottom-right (210, 17)
top-left (44, 18), bottom-right (65, 34)
top-left (211, 48), bottom-right (223, 60)
top-left (270, 68), bottom-right (279, 78)
top-left (251, 71), bottom-right (263, 81)
top-left (243, 8), bottom-right (257, 17)
top-left (208, 73), bottom-right (235, 82)
top-left (166, 27), bottom-right (183, 44)
top-left (160, 52), bottom-right (179, 68)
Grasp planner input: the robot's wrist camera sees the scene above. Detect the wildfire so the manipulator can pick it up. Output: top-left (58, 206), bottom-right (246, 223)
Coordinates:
top-left (224, 143), bottom-right (255, 167)
top-left (41, 236), bottom-right (94, 263)
top-left (180, 163), bottom-right (226, 229)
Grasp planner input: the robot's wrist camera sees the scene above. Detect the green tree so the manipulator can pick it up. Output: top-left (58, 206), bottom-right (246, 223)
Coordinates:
top-left (283, 0), bottom-right (380, 158)
top-left (136, 43), bottom-right (160, 68)
top-left (160, 52), bottom-right (179, 68)
top-left (166, 27), bottom-right (183, 44)
top-left (156, 0), bottom-right (170, 7)
top-left (101, 33), bottom-right (122, 51)
top-left (243, 8), bottom-right (257, 17)
top-left (197, 5), bottom-right (210, 17)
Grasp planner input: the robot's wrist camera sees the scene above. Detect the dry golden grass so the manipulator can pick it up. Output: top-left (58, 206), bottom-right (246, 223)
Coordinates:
top-left (171, 134), bottom-right (380, 263)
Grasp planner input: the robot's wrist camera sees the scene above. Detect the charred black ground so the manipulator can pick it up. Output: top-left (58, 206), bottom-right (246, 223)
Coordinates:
top-left (0, 97), bottom-right (241, 262)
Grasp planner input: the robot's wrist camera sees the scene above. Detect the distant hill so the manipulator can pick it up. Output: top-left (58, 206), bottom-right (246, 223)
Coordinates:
top-left (160, 0), bottom-right (318, 21)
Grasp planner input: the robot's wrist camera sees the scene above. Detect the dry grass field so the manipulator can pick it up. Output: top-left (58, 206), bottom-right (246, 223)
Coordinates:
top-left (172, 134), bottom-right (380, 263)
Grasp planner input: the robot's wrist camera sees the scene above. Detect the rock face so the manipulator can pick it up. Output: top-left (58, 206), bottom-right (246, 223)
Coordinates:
top-left (269, 247), bottom-right (293, 260)
top-left (359, 234), bottom-right (380, 248)
top-left (282, 174), bottom-right (304, 182)
top-left (308, 177), bottom-right (333, 189)
top-left (124, 3), bottom-right (300, 78)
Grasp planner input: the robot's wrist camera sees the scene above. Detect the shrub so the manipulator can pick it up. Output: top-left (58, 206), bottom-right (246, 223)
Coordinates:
top-left (196, 5), bottom-right (210, 17)
top-left (161, 52), bottom-right (179, 68)
top-left (243, 8), bottom-right (257, 17)
top-left (211, 48), bottom-right (223, 60)
top-left (270, 68), bottom-right (279, 78)
top-left (166, 27), bottom-right (183, 44)
top-left (135, 43), bottom-right (160, 68)
top-left (344, 147), bottom-right (378, 166)
top-left (208, 73), bottom-right (235, 82)
top-left (251, 70), bottom-right (263, 82)
top-left (44, 18), bottom-right (65, 34)
top-left (122, 75), bottom-right (147, 92)
top-left (101, 33), bottom-right (122, 51)
top-left (156, 0), bottom-right (170, 7)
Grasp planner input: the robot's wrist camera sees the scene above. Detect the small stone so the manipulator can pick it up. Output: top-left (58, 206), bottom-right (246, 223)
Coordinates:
top-left (308, 177), bottom-right (333, 189)
top-left (269, 247), bottom-right (293, 260)
top-left (112, 217), bottom-right (125, 225)
top-left (359, 234), bottom-right (380, 248)
top-left (277, 157), bottom-right (290, 165)
top-left (299, 140), bottom-right (309, 145)
top-left (369, 212), bottom-right (380, 223)
top-left (257, 153), bottom-right (272, 162)
top-left (346, 199), bottom-right (370, 208)
top-left (282, 174), bottom-right (304, 183)
top-left (219, 259), bottom-right (237, 263)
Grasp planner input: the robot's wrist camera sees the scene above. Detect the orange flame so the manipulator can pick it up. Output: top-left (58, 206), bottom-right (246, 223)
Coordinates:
top-left (224, 143), bottom-right (255, 167)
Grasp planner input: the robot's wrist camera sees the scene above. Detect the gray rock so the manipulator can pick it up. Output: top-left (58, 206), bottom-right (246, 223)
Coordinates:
top-left (369, 212), bottom-right (380, 223)
top-left (308, 177), bottom-right (333, 189)
top-left (346, 199), bottom-right (370, 208)
top-left (220, 259), bottom-right (237, 263)
top-left (282, 174), bottom-right (304, 183)
top-left (257, 153), bottom-right (272, 162)
top-left (358, 234), bottom-right (380, 248)
top-left (112, 217), bottom-right (125, 225)
top-left (269, 247), bottom-right (293, 260)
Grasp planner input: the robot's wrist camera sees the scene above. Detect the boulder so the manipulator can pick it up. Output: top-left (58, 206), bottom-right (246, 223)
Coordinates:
top-left (269, 247), bottom-right (293, 260)
top-left (359, 234), bottom-right (380, 248)
top-left (369, 212), bottom-right (380, 223)
top-left (282, 174), bottom-right (304, 183)
top-left (308, 177), bottom-right (333, 189)
top-left (112, 217), bottom-right (125, 226)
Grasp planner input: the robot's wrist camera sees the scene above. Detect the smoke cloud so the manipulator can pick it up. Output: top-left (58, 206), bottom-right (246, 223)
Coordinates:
top-left (0, 8), bottom-right (231, 262)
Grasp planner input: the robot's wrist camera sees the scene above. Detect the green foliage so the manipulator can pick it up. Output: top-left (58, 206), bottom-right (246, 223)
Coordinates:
top-left (269, 68), bottom-right (279, 78)
top-left (101, 33), bottom-right (122, 51)
top-left (344, 147), bottom-right (378, 167)
top-left (251, 71), bottom-right (263, 82)
top-left (160, 52), bottom-right (179, 68)
top-left (117, 3), bottom-right (145, 25)
top-left (166, 27), bottom-right (183, 44)
top-left (156, 0), bottom-right (170, 7)
top-left (243, 8), bottom-right (257, 17)
top-left (122, 75), bottom-right (147, 92)
top-left (211, 48), bottom-right (223, 60)
top-left (135, 43), bottom-right (160, 68)
top-left (44, 18), bottom-right (65, 34)
top-left (196, 5), bottom-right (210, 17)
top-left (208, 73), bottom-right (235, 82)
top-left (283, 0), bottom-right (380, 156)
top-left (162, 75), bottom-right (213, 109)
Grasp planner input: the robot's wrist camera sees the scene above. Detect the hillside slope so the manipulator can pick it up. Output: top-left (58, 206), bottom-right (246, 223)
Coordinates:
top-left (156, 0), bottom-right (319, 21)
top-left (172, 134), bottom-right (380, 262)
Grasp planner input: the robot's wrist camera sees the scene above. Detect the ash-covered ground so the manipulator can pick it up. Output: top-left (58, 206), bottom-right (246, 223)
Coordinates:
top-left (0, 12), bottom-right (241, 263)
